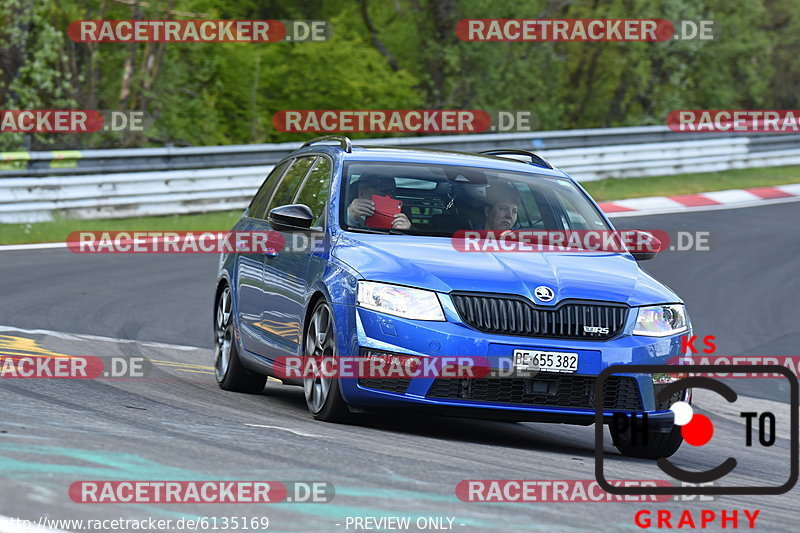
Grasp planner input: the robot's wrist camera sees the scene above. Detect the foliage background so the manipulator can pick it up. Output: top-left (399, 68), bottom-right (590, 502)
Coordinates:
top-left (0, 0), bottom-right (795, 150)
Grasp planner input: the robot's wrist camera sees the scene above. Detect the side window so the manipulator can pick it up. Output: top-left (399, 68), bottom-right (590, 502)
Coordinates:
top-left (266, 156), bottom-right (316, 214)
top-left (512, 183), bottom-right (543, 228)
top-left (553, 189), bottom-right (595, 230)
top-left (249, 160), bottom-right (290, 219)
top-left (293, 157), bottom-right (332, 228)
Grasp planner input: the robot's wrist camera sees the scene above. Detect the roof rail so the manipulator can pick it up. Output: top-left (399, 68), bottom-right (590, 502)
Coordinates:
top-left (479, 149), bottom-right (553, 169)
top-left (301, 135), bottom-right (352, 153)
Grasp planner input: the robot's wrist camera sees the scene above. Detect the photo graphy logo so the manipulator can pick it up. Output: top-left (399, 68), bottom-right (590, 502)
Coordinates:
top-left (594, 364), bottom-right (798, 496)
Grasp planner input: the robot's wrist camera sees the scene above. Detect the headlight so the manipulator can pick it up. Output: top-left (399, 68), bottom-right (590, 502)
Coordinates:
top-left (357, 281), bottom-right (445, 321)
top-left (633, 304), bottom-right (688, 337)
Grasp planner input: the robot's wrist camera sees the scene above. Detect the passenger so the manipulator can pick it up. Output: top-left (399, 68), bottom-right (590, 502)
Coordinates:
top-left (482, 183), bottom-right (520, 231)
top-left (346, 175), bottom-right (411, 230)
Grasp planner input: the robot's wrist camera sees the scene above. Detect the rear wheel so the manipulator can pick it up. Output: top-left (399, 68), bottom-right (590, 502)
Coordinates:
top-left (214, 285), bottom-right (267, 393)
top-left (303, 300), bottom-right (350, 422)
top-left (611, 422), bottom-right (683, 459)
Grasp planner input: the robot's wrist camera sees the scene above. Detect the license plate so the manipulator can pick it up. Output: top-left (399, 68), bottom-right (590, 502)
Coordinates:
top-left (513, 350), bottom-right (579, 373)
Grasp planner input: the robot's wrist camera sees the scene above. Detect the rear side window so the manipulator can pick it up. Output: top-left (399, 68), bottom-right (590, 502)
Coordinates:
top-left (249, 160), bottom-right (290, 219)
top-left (266, 156), bottom-right (316, 213)
top-left (294, 157), bottom-right (332, 228)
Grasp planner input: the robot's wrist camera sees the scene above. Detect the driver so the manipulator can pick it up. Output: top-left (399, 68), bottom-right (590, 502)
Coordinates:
top-left (346, 174), bottom-right (412, 230)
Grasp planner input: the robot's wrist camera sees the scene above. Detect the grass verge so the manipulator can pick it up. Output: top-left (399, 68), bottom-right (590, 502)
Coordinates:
top-left (0, 210), bottom-right (243, 245)
top-left (581, 164), bottom-right (800, 202)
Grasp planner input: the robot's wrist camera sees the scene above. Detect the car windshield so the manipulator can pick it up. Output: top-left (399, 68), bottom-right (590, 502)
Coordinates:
top-left (340, 161), bottom-right (610, 235)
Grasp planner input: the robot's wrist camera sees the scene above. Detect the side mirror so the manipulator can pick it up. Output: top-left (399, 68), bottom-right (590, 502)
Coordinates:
top-left (268, 204), bottom-right (313, 231)
top-left (629, 230), bottom-right (662, 261)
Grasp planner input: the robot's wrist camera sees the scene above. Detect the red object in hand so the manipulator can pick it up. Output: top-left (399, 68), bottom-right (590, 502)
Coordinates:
top-left (365, 195), bottom-right (402, 229)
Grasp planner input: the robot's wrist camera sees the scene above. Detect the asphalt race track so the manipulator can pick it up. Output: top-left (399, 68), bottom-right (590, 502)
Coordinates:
top-left (1, 202), bottom-right (799, 532)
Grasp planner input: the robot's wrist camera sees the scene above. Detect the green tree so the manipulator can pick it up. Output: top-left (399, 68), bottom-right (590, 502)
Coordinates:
top-left (0, 0), bottom-right (78, 150)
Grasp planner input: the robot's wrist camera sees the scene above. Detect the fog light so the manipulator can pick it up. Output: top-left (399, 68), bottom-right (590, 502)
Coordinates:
top-left (651, 372), bottom-right (685, 384)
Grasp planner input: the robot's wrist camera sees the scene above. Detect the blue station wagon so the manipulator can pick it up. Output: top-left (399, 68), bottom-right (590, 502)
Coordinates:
top-left (214, 135), bottom-right (691, 458)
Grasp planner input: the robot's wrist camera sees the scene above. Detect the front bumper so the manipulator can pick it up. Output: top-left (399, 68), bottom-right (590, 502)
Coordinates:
top-left (333, 302), bottom-right (688, 424)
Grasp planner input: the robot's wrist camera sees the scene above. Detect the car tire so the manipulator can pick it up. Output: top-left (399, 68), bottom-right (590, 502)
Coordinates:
top-left (303, 299), bottom-right (350, 422)
top-left (611, 422), bottom-right (683, 459)
top-left (214, 285), bottom-right (267, 394)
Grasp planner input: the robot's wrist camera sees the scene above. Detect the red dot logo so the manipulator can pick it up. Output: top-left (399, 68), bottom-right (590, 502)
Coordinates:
top-left (681, 413), bottom-right (714, 446)
top-left (670, 401), bottom-right (714, 446)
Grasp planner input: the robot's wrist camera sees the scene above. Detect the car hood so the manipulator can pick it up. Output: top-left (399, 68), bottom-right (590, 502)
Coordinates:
top-left (332, 233), bottom-right (680, 306)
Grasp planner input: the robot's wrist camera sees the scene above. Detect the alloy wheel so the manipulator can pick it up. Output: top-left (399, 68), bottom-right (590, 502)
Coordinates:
top-left (303, 302), bottom-right (336, 413)
top-left (214, 286), bottom-right (233, 382)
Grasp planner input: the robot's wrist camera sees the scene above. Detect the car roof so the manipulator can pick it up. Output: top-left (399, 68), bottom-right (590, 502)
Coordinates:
top-left (292, 144), bottom-right (571, 179)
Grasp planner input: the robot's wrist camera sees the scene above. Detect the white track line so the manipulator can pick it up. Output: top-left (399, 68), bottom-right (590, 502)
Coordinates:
top-left (244, 424), bottom-right (325, 438)
top-left (702, 189), bottom-right (762, 204)
top-left (0, 325), bottom-right (205, 352)
top-left (609, 196), bottom-right (686, 211)
top-left (778, 183), bottom-right (800, 195)
top-left (0, 242), bottom-right (67, 251)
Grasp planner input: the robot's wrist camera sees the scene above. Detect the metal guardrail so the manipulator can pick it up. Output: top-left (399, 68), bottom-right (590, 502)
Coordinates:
top-left (1, 125), bottom-right (799, 222)
top-left (5, 125), bottom-right (800, 176)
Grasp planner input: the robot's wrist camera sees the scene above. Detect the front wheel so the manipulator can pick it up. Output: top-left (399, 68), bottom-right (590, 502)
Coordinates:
top-left (214, 285), bottom-right (267, 393)
top-left (303, 300), bottom-right (350, 422)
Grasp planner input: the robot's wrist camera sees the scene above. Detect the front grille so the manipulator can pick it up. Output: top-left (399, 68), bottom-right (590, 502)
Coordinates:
top-left (426, 374), bottom-right (642, 411)
top-left (358, 377), bottom-right (412, 394)
top-left (450, 293), bottom-right (628, 340)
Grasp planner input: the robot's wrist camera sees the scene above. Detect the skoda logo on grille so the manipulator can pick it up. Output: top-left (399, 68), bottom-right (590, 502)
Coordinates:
top-left (534, 286), bottom-right (555, 302)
